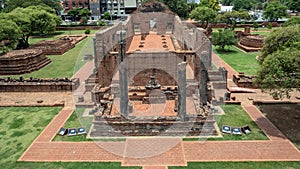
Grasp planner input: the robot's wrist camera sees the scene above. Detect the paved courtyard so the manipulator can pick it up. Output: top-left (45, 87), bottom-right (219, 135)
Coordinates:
top-left (1, 53), bottom-right (299, 168)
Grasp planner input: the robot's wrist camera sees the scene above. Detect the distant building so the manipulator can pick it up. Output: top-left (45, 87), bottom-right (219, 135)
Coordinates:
top-left (97, 0), bottom-right (141, 19)
top-left (61, 0), bottom-right (140, 20)
top-left (187, 0), bottom-right (200, 3)
top-left (62, 0), bottom-right (89, 12)
top-left (219, 5), bottom-right (233, 13)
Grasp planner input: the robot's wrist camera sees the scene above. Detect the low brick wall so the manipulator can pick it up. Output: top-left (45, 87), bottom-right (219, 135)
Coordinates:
top-left (56, 26), bottom-right (105, 30)
top-left (0, 78), bottom-right (80, 92)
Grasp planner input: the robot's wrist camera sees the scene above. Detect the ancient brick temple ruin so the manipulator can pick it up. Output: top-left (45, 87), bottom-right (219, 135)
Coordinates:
top-left (87, 2), bottom-right (227, 137)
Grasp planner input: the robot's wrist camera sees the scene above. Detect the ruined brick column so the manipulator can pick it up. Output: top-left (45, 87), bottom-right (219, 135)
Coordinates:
top-left (117, 30), bottom-right (129, 118)
top-left (178, 62), bottom-right (186, 121)
top-left (200, 51), bottom-right (209, 106)
top-left (93, 38), bottom-right (98, 70)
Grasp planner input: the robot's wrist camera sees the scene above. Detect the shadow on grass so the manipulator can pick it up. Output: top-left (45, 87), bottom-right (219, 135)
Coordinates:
top-left (31, 31), bottom-right (65, 38)
top-left (215, 47), bottom-right (238, 54)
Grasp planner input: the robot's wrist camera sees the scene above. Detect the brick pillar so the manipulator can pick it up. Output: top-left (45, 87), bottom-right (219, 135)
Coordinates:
top-left (118, 30), bottom-right (128, 118)
top-left (119, 62), bottom-right (129, 118)
top-left (177, 62), bottom-right (186, 121)
top-left (200, 64), bottom-right (208, 107)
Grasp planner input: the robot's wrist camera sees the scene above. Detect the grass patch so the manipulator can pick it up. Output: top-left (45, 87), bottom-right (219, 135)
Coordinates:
top-left (7, 37), bottom-right (93, 78)
top-left (213, 45), bottom-right (259, 75)
top-left (0, 107), bottom-right (136, 169)
top-left (53, 108), bottom-right (125, 142)
top-left (29, 30), bottom-right (99, 45)
top-left (183, 104), bottom-right (268, 141)
top-left (53, 108), bottom-right (93, 142)
top-left (170, 161), bottom-right (300, 169)
top-left (0, 107), bottom-right (61, 165)
top-left (251, 31), bottom-right (270, 36)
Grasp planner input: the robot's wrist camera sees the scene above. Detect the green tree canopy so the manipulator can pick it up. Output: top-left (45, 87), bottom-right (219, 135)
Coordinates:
top-left (263, 1), bottom-right (288, 22)
top-left (256, 49), bottom-right (300, 99)
top-left (67, 8), bottom-right (80, 21)
top-left (0, 19), bottom-right (21, 54)
top-left (232, 0), bottom-right (253, 11)
top-left (189, 6), bottom-right (217, 29)
top-left (212, 29), bottom-right (237, 50)
top-left (162, 0), bottom-right (189, 18)
top-left (6, 0), bottom-right (62, 13)
top-left (259, 26), bottom-right (300, 64)
top-left (285, 16), bottom-right (300, 26)
top-left (286, 0), bottom-right (300, 12)
top-left (199, 0), bottom-right (220, 12)
top-left (0, 6), bottom-right (59, 49)
top-left (216, 10), bottom-right (251, 30)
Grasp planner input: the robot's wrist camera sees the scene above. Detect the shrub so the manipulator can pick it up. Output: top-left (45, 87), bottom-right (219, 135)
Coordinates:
top-left (84, 28), bottom-right (90, 34)
top-left (267, 22), bottom-right (272, 29)
top-left (253, 22), bottom-right (259, 30)
top-left (98, 20), bottom-right (107, 26)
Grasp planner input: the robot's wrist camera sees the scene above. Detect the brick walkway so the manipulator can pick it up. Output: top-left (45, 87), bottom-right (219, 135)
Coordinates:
top-left (13, 55), bottom-right (300, 167)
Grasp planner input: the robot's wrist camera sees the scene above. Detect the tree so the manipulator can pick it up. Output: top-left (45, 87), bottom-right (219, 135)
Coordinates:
top-left (103, 12), bottom-right (110, 20)
top-left (142, 0), bottom-right (189, 18)
top-left (6, 0), bottom-right (62, 13)
top-left (78, 8), bottom-right (91, 25)
top-left (222, 0), bottom-right (234, 6)
top-left (212, 29), bottom-right (237, 50)
top-left (67, 8), bottom-right (80, 22)
top-left (162, 0), bottom-right (189, 18)
top-left (232, 0), bottom-right (253, 11)
top-left (259, 26), bottom-right (300, 64)
top-left (253, 21), bottom-right (259, 30)
top-left (188, 2), bottom-right (199, 12)
top-left (263, 1), bottom-right (288, 22)
top-left (0, 19), bottom-right (21, 53)
top-left (199, 0), bottom-right (220, 12)
top-left (216, 10), bottom-right (251, 30)
top-left (286, 0), bottom-right (300, 13)
top-left (41, 0), bottom-right (63, 14)
top-left (0, 6), bottom-right (59, 48)
top-left (189, 7), bottom-right (217, 29)
top-left (255, 49), bottom-right (300, 99)
top-left (26, 5), bottom-right (62, 26)
top-left (6, 0), bottom-right (43, 12)
top-left (285, 16), bottom-right (300, 26)
top-left (28, 9), bottom-right (57, 35)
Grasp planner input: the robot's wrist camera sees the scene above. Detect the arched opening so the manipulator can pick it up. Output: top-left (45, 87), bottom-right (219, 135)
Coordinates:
top-left (131, 68), bottom-right (178, 86)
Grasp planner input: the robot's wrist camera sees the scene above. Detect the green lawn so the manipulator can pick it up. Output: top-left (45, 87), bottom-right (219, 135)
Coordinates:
top-left (251, 31), bottom-right (271, 36)
top-left (29, 30), bottom-right (99, 45)
top-left (213, 45), bottom-right (259, 75)
top-left (170, 162), bottom-right (300, 169)
top-left (184, 104), bottom-right (268, 141)
top-left (0, 107), bottom-right (138, 169)
top-left (11, 37), bottom-right (94, 78)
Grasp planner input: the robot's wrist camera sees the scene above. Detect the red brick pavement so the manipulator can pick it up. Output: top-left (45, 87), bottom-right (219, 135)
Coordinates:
top-left (35, 108), bottom-right (74, 142)
top-left (183, 140), bottom-right (300, 162)
top-left (122, 138), bottom-right (186, 166)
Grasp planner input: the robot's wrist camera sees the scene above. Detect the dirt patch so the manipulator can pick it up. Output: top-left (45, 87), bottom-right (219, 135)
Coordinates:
top-left (258, 103), bottom-right (300, 147)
